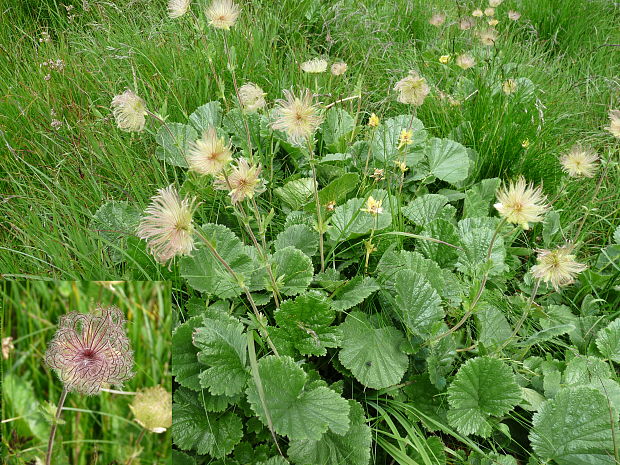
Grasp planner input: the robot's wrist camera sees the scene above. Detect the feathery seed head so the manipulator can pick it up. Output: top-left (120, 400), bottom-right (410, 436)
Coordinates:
top-left (489, 0), bottom-right (503, 6)
top-left (45, 306), bottom-right (134, 395)
top-left (472, 9), bottom-right (484, 17)
top-left (130, 386), bottom-right (172, 433)
top-left (429, 13), bottom-right (446, 27)
top-left (508, 10), bottom-right (521, 20)
top-left (168, 0), bottom-right (191, 18)
top-left (238, 83), bottom-right (266, 112)
top-left (560, 145), bottom-right (599, 178)
top-left (531, 245), bottom-right (587, 291)
top-left (607, 110), bottom-right (620, 138)
top-left (494, 176), bottom-right (548, 229)
top-left (301, 58), bottom-right (328, 73)
top-left (214, 157), bottom-right (265, 203)
top-left (394, 71), bottom-right (430, 106)
top-left (330, 62), bottom-right (348, 76)
top-left (111, 90), bottom-right (147, 132)
top-left (478, 28), bottom-right (499, 46)
top-left (271, 88), bottom-right (323, 145)
top-left (137, 185), bottom-right (196, 264)
top-left (459, 17), bottom-right (475, 30)
top-left (456, 53), bottom-right (476, 70)
top-left (206, 0), bottom-right (239, 30)
top-left (484, 7), bottom-right (495, 16)
top-left (187, 128), bottom-right (233, 175)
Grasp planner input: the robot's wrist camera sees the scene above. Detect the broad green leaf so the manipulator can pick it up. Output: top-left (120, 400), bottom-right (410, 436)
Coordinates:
top-left (274, 178), bottom-right (314, 211)
top-left (180, 223), bottom-right (257, 298)
top-left (596, 318), bottom-right (620, 363)
top-left (456, 217), bottom-right (507, 277)
top-left (3, 374), bottom-right (50, 441)
top-left (172, 388), bottom-right (243, 457)
top-left (463, 178), bottom-right (500, 218)
top-left (188, 101), bottom-right (222, 132)
top-left (563, 356), bottom-right (611, 385)
top-left (476, 304), bottom-right (511, 350)
top-left (305, 172), bottom-right (360, 213)
top-left (331, 276), bottom-right (380, 311)
top-left (447, 357), bottom-right (521, 437)
top-left (322, 108), bottom-right (355, 153)
top-left (338, 311), bottom-right (408, 389)
top-left (614, 225), bottom-right (620, 245)
top-left (371, 115), bottom-right (426, 162)
top-left (530, 386), bottom-right (619, 465)
top-left (427, 324), bottom-right (457, 390)
top-left (91, 201), bottom-right (141, 263)
top-left (246, 355), bottom-right (350, 440)
top-left (424, 137), bottom-right (470, 184)
top-left (542, 210), bottom-right (562, 247)
top-left (223, 108), bottom-right (263, 150)
top-left (269, 246), bottom-right (314, 296)
top-left (288, 400), bottom-right (372, 465)
top-left (327, 189), bottom-right (396, 241)
top-left (394, 269), bottom-right (443, 338)
top-left (402, 194), bottom-right (449, 227)
top-left (172, 316), bottom-right (204, 390)
top-left (172, 450), bottom-right (196, 465)
top-left (376, 249), bottom-right (446, 298)
top-left (274, 293), bottom-right (342, 356)
top-left (155, 122), bottom-right (197, 167)
top-left (416, 219), bottom-right (460, 268)
top-left (274, 224), bottom-right (319, 257)
top-left (194, 316), bottom-right (249, 396)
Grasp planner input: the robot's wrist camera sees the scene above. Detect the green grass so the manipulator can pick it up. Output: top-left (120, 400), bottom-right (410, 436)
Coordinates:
top-left (0, 0), bottom-right (618, 278)
top-left (1, 281), bottom-right (171, 464)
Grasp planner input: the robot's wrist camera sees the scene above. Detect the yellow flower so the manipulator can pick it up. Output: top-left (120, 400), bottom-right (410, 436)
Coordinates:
top-left (330, 62), bottom-right (348, 76)
top-left (484, 7), bottom-right (495, 16)
top-left (397, 129), bottom-right (413, 149)
top-left (479, 28), bottom-right (499, 46)
top-left (439, 55), bottom-right (451, 64)
top-left (394, 71), bottom-right (430, 106)
top-left (130, 386), bottom-right (172, 433)
top-left (187, 127), bottom-right (232, 175)
top-left (472, 9), bottom-right (484, 17)
top-left (494, 176), bottom-right (548, 229)
top-left (368, 113), bottom-right (380, 127)
top-left (271, 88), bottom-right (323, 145)
top-left (238, 82), bottom-right (266, 112)
top-left (429, 12), bottom-right (446, 27)
top-left (502, 79), bottom-right (518, 94)
top-left (606, 110), bottom-right (620, 138)
top-left (301, 58), bottom-right (328, 73)
top-left (531, 245), bottom-right (587, 291)
top-left (456, 53), bottom-right (475, 70)
top-left (488, 19), bottom-right (499, 26)
top-left (111, 90), bottom-right (147, 132)
top-left (371, 168), bottom-right (385, 181)
top-left (394, 160), bottom-right (408, 173)
top-left (560, 145), bottom-right (599, 178)
top-left (361, 196), bottom-right (383, 215)
top-left (206, 0), bottom-right (240, 30)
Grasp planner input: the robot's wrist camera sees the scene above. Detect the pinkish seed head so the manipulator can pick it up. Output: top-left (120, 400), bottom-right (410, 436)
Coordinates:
top-left (45, 306), bottom-right (134, 395)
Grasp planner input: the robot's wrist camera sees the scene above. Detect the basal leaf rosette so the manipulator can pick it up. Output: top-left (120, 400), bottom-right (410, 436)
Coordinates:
top-left (246, 355), bottom-right (350, 440)
top-left (447, 356), bottom-right (521, 437)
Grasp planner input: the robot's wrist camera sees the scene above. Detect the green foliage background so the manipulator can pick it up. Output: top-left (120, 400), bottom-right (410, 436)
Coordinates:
top-left (1, 281), bottom-right (172, 464)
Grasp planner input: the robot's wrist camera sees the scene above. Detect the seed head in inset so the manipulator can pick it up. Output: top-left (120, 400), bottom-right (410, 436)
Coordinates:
top-left (130, 385), bottom-right (172, 433)
top-left (45, 306), bottom-right (134, 395)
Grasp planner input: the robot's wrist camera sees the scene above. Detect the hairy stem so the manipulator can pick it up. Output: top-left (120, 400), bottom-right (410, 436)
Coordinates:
top-left (125, 428), bottom-right (146, 465)
top-left (45, 387), bottom-right (68, 465)
top-left (307, 138), bottom-right (325, 272)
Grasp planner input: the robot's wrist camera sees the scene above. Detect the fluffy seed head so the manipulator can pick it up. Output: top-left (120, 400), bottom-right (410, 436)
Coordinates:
top-left (394, 71), bottom-right (430, 106)
top-left (456, 53), bottom-right (476, 70)
top-left (130, 386), bottom-right (172, 433)
top-left (330, 62), bottom-right (348, 76)
top-left (45, 306), bottom-right (134, 395)
top-left (187, 128), bottom-right (233, 175)
top-left (214, 157), bottom-right (265, 203)
top-left (111, 90), bottom-right (147, 132)
top-left (301, 58), bottom-right (328, 73)
top-left (206, 0), bottom-right (239, 30)
top-left (607, 110), bottom-right (620, 138)
top-left (361, 196), bottom-right (383, 215)
top-left (508, 10), bottom-right (521, 20)
top-left (502, 79), bottom-right (518, 94)
top-left (429, 12), bottom-right (446, 27)
top-left (531, 246), bottom-right (587, 291)
top-left (238, 83), bottom-right (266, 112)
top-left (494, 176), bottom-right (548, 229)
top-left (560, 145), bottom-right (599, 178)
top-left (472, 9), bottom-right (484, 17)
top-left (479, 28), bottom-right (499, 46)
top-left (368, 113), bottom-right (380, 127)
top-left (460, 17), bottom-right (475, 30)
top-left (271, 88), bottom-right (323, 145)
top-left (168, 0), bottom-right (191, 18)
top-left (137, 185), bottom-right (196, 264)
top-left (489, 0), bottom-right (503, 6)
top-left (484, 7), bottom-right (495, 16)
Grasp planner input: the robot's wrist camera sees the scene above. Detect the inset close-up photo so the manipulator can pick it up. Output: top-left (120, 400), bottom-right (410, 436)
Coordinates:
top-left (1, 281), bottom-right (172, 465)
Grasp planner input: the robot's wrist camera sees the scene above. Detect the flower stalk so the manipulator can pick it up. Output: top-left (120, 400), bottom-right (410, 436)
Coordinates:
top-left (45, 387), bottom-right (68, 465)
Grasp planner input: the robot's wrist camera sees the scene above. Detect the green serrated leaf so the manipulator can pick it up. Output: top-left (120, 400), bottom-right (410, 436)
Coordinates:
top-left (274, 293), bottom-right (342, 356)
top-left (596, 318), bottom-right (620, 363)
top-left (274, 178), bottom-right (314, 211)
top-left (424, 137), bottom-right (470, 184)
top-left (288, 399), bottom-right (371, 465)
top-left (155, 122), bottom-right (197, 167)
top-left (476, 304), bottom-right (511, 350)
top-left (322, 108), bottom-right (355, 153)
top-left (188, 101), bottom-right (222, 132)
top-left (172, 388), bottom-right (243, 457)
top-left (530, 386), bottom-right (619, 465)
top-left (371, 114), bottom-right (427, 162)
top-left (246, 355), bottom-right (350, 440)
top-left (417, 219), bottom-right (460, 268)
top-left (456, 217), bottom-right (507, 277)
top-left (339, 311), bottom-right (408, 389)
top-left (3, 374), bottom-right (50, 441)
top-left (194, 316), bottom-right (248, 396)
top-left (274, 224), bottom-right (319, 257)
top-left (180, 223), bottom-right (257, 298)
top-left (402, 194), bottom-right (449, 227)
top-left (331, 276), bottom-right (380, 311)
top-left (394, 269), bottom-right (443, 338)
top-left (447, 357), bottom-right (521, 437)
top-left (463, 178), bottom-right (500, 218)
top-left (270, 246), bottom-right (314, 296)
top-left (172, 316), bottom-right (204, 391)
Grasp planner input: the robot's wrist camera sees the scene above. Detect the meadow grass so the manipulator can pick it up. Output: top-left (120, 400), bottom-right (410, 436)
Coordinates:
top-left (0, 0), bottom-right (618, 279)
top-left (1, 280), bottom-right (171, 465)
